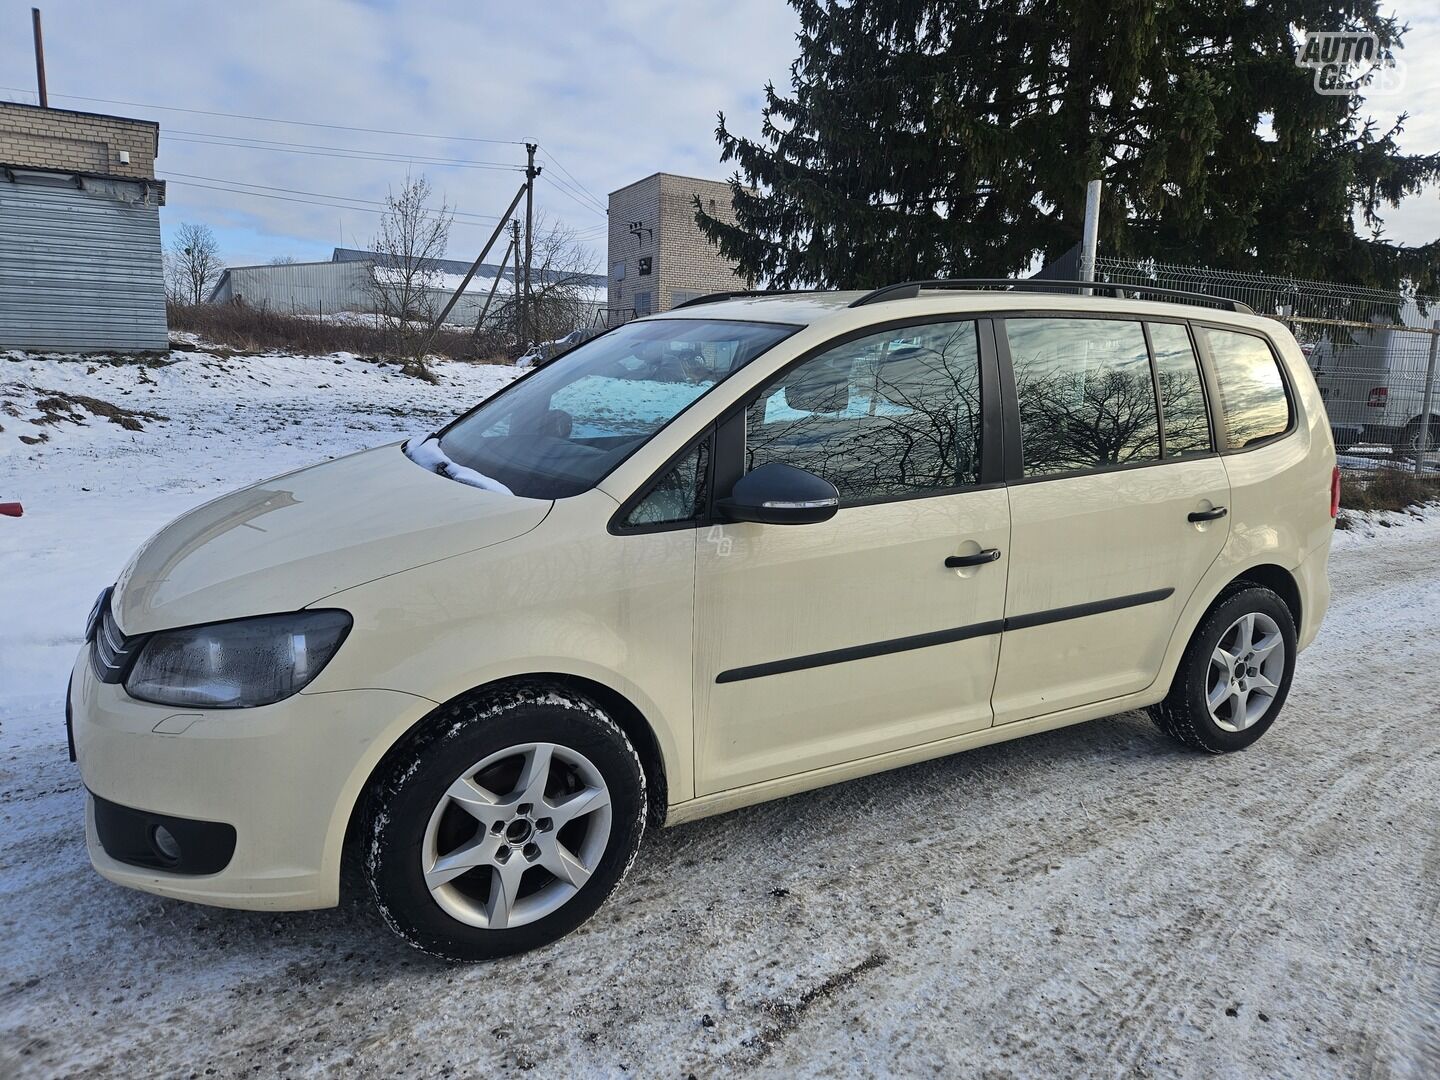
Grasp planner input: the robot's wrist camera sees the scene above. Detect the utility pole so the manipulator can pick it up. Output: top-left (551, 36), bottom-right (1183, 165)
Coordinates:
top-left (418, 181), bottom-right (527, 354)
top-left (523, 142), bottom-right (541, 347)
top-left (474, 234), bottom-right (516, 338)
top-left (511, 219), bottom-right (523, 345)
top-left (1415, 319), bottom-right (1440, 476)
top-left (1079, 178), bottom-right (1102, 292)
top-left (32, 8), bottom-right (48, 108)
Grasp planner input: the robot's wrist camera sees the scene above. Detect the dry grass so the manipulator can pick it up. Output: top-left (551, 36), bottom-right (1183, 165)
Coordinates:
top-left (1, 383), bottom-right (169, 445)
top-left (168, 302), bottom-right (512, 367)
top-left (1338, 469), bottom-right (1440, 513)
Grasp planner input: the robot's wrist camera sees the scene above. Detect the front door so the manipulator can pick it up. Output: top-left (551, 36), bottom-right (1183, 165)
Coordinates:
top-left (992, 316), bottom-right (1231, 724)
top-left (693, 319), bottom-right (1010, 795)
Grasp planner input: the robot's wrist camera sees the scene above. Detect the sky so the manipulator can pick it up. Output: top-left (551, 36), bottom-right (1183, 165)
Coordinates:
top-left (1, 1), bottom-right (1437, 273)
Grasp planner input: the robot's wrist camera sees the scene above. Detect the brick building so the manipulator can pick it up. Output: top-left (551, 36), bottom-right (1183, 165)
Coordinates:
top-left (0, 101), bottom-right (167, 352)
top-left (606, 173), bottom-right (750, 319)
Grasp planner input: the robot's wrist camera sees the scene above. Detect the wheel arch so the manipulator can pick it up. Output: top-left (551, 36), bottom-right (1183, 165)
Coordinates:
top-left (1229, 563), bottom-right (1302, 630)
top-left (339, 673), bottom-right (671, 901)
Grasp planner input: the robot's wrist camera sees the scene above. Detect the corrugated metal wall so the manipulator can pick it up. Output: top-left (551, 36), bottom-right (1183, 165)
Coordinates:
top-left (214, 259), bottom-right (519, 328)
top-left (0, 171), bottom-right (168, 352)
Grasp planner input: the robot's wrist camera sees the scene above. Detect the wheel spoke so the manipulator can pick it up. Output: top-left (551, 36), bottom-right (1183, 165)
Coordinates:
top-left (1211, 646), bottom-right (1236, 672)
top-left (425, 834), bottom-right (497, 890)
top-left (1207, 677), bottom-right (1232, 710)
top-left (512, 743), bottom-right (555, 806)
top-left (1249, 673), bottom-right (1279, 698)
top-left (444, 775), bottom-right (505, 827)
top-left (486, 859), bottom-right (526, 929)
top-left (1250, 633), bottom-right (1282, 661)
top-left (1235, 613), bottom-right (1255, 655)
top-left (1232, 687), bottom-right (1252, 728)
top-left (538, 834), bottom-right (592, 889)
top-left (549, 783), bottom-right (610, 826)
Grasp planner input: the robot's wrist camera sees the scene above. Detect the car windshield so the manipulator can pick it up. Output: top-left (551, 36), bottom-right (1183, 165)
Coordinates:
top-left (437, 319), bottom-right (798, 499)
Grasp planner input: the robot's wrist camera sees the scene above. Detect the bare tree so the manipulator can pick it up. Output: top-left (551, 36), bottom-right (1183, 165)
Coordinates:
top-left (523, 213), bottom-right (600, 345)
top-left (267, 255), bottom-right (298, 265)
top-left (482, 213), bottom-right (598, 356)
top-left (368, 174), bottom-right (453, 377)
top-left (165, 223), bottom-right (224, 306)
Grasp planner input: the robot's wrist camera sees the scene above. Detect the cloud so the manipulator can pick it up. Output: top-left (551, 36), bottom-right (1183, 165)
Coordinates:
top-left (1, 0), bottom-right (800, 265)
top-left (2, 1), bottom-right (1435, 270)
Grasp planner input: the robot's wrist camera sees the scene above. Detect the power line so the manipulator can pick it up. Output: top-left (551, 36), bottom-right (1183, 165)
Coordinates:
top-left (537, 146), bottom-right (608, 214)
top-left (162, 174), bottom-right (609, 250)
top-left (0, 85), bottom-right (530, 145)
top-left (167, 129), bottom-right (523, 170)
top-left (161, 171), bottom-right (505, 222)
top-left (540, 173), bottom-right (607, 219)
top-left (540, 169), bottom-right (608, 217)
top-left (164, 134), bottom-right (525, 172)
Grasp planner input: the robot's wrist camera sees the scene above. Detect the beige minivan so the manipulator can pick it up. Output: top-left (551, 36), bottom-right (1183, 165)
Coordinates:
top-left (70, 281), bottom-right (1338, 960)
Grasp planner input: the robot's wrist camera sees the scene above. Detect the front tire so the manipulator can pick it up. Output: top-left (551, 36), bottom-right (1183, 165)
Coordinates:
top-left (364, 686), bottom-right (647, 961)
top-left (1150, 584), bottom-right (1297, 753)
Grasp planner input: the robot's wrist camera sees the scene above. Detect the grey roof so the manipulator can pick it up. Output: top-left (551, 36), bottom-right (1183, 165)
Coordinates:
top-left (330, 247), bottom-right (604, 289)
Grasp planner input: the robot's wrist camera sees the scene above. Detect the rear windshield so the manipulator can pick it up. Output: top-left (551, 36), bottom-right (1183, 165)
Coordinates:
top-left (438, 319), bottom-right (798, 498)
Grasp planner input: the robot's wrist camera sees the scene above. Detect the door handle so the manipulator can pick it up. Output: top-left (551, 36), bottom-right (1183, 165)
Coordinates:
top-left (946, 548), bottom-right (1002, 568)
top-left (1188, 506), bottom-right (1228, 522)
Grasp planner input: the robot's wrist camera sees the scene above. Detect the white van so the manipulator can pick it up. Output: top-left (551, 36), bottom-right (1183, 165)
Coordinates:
top-left (1307, 305), bottom-right (1440, 452)
top-left (70, 281), bottom-right (1338, 960)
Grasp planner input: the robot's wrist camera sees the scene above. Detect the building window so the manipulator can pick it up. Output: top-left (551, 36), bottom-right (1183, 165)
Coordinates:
top-left (634, 291), bottom-right (652, 316)
top-left (611, 261), bottom-right (625, 281)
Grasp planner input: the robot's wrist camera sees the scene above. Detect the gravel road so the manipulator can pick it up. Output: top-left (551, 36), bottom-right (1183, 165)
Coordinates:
top-left (2, 352), bottom-right (1436, 1079)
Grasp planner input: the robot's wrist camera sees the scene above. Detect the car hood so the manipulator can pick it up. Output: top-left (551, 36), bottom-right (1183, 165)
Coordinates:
top-left (113, 443), bottom-right (551, 634)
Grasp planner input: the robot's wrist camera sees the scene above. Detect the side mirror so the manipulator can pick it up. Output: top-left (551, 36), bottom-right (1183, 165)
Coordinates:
top-left (717, 462), bottom-right (840, 525)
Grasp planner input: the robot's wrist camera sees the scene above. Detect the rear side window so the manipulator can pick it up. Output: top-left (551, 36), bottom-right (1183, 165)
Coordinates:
top-left (1147, 322), bottom-right (1212, 458)
top-left (1006, 318), bottom-right (1160, 476)
top-left (1198, 327), bottom-right (1291, 448)
top-left (745, 320), bottom-right (983, 502)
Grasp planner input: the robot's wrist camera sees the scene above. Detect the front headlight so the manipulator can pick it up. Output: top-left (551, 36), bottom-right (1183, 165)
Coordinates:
top-left (124, 610), bottom-right (353, 709)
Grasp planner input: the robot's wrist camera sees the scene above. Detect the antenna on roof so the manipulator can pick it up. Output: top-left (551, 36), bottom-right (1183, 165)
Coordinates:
top-left (31, 8), bottom-right (49, 108)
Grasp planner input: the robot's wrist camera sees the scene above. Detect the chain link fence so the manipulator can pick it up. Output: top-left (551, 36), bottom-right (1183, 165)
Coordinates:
top-left (1093, 258), bottom-right (1440, 490)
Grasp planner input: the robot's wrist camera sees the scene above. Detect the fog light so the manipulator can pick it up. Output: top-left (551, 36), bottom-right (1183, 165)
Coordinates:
top-left (150, 824), bottom-right (182, 864)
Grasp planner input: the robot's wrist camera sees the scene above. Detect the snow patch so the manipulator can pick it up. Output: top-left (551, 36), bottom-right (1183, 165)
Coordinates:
top-left (403, 436), bottom-right (513, 495)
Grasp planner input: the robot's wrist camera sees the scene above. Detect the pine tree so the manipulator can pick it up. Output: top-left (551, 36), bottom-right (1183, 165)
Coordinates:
top-left (696, 0), bottom-right (1440, 290)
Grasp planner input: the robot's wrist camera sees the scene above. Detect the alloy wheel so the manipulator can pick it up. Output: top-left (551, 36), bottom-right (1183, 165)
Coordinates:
top-left (421, 742), bottom-right (612, 930)
top-left (1206, 612), bottom-right (1286, 733)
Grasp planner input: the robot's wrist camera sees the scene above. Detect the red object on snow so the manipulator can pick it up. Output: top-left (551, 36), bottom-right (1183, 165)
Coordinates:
top-left (0, 502), bottom-right (23, 518)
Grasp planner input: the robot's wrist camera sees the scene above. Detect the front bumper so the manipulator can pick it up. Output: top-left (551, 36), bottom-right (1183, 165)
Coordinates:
top-left (69, 652), bottom-right (436, 910)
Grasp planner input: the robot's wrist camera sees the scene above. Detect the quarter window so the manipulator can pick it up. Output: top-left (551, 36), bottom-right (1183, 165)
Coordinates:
top-left (622, 439), bottom-right (709, 527)
top-left (1006, 318), bottom-right (1160, 476)
top-left (1198, 327), bottom-right (1291, 448)
top-left (1147, 322), bottom-right (1212, 457)
top-left (745, 321), bottom-right (983, 502)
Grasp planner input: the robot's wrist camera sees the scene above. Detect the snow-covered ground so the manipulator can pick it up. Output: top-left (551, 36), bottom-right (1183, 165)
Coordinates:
top-left (2, 348), bottom-right (1438, 1078)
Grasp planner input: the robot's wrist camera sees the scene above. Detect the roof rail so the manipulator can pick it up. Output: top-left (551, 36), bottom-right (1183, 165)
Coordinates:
top-left (670, 289), bottom-right (821, 310)
top-left (848, 279), bottom-right (1256, 315)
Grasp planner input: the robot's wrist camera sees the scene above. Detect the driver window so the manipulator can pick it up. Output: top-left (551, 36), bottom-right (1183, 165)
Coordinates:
top-left (745, 321), bottom-right (983, 503)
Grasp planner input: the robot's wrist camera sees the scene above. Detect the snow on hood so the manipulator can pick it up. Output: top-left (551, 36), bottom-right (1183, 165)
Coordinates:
top-left (113, 443), bottom-right (549, 634)
top-left (403, 436), bottom-right (513, 495)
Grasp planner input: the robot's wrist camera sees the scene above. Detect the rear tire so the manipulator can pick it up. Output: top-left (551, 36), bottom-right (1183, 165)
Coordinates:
top-left (1150, 584), bottom-right (1297, 753)
top-left (364, 685), bottom-right (647, 961)
top-left (1399, 416), bottom-right (1440, 455)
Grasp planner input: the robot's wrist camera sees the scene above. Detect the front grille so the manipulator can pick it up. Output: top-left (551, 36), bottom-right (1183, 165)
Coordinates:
top-left (90, 601), bottom-right (148, 684)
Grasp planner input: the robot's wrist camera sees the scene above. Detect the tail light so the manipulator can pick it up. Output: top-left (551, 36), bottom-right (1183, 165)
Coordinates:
top-left (1367, 387), bottom-right (1388, 407)
top-left (1330, 466), bottom-right (1341, 518)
